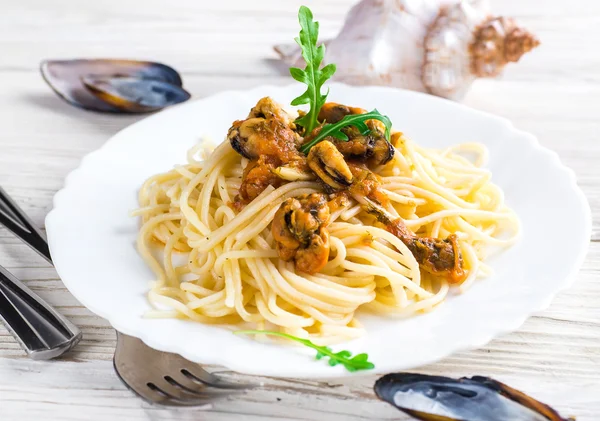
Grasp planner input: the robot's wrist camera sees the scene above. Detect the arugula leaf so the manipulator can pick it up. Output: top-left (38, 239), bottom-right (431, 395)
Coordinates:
top-left (299, 109), bottom-right (393, 154)
top-left (235, 330), bottom-right (375, 372)
top-left (290, 6), bottom-right (336, 134)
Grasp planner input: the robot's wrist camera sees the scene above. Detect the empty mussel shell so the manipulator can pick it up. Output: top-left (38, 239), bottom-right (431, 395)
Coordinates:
top-left (374, 373), bottom-right (571, 421)
top-left (82, 76), bottom-right (191, 113)
top-left (40, 59), bottom-right (185, 112)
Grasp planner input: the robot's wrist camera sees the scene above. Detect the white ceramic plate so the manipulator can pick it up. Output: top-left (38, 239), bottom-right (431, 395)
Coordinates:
top-left (46, 84), bottom-right (591, 378)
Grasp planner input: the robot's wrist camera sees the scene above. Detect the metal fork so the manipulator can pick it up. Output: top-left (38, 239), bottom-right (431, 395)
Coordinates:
top-left (0, 186), bottom-right (253, 404)
top-left (0, 186), bottom-right (81, 359)
top-left (114, 332), bottom-right (255, 406)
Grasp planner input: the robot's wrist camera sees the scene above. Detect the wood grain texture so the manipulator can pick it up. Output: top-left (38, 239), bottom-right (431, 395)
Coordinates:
top-left (1, 0), bottom-right (599, 419)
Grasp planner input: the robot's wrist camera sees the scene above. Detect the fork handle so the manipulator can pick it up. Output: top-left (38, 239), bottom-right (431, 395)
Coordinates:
top-left (0, 186), bottom-right (52, 263)
top-left (0, 265), bottom-right (82, 360)
top-left (0, 186), bottom-right (81, 359)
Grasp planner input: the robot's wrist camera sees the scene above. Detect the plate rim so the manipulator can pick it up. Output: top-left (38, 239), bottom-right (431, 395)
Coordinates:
top-left (46, 83), bottom-right (592, 378)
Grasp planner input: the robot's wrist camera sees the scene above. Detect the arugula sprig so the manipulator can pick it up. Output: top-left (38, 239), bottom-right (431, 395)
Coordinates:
top-left (289, 6), bottom-right (394, 155)
top-left (290, 6), bottom-right (337, 135)
top-left (235, 330), bottom-right (375, 372)
top-left (299, 109), bottom-right (393, 154)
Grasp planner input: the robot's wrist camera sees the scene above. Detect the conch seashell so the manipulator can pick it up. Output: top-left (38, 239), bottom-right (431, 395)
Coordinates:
top-left (275, 0), bottom-right (540, 100)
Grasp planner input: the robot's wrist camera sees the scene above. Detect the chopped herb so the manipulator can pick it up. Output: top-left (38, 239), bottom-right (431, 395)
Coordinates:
top-left (290, 6), bottom-right (336, 134)
top-left (235, 330), bottom-right (374, 372)
top-left (300, 109), bottom-right (392, 154)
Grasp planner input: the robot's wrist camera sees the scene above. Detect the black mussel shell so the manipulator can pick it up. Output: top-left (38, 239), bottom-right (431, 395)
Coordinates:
top-left (82, 76), bottom-right (191, 113)
top-left (375, 373), bottom-right (571, 421)
top-left (40, 59), bottom-right (185, 112)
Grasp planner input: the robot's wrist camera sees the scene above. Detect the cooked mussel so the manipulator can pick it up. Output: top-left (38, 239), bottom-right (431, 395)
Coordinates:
top-left (317, 102), bottom-right (395, 167)
top-left (40, 59), bottom-right (188, 113)
top-left (307, 140), bottom-right (353, 189)
top-left (272, 193), bottom-right (331, 274)
top-left (375, 373), bottom-right (572, 421)
top-left (82, 76), bottom-right (190, 113)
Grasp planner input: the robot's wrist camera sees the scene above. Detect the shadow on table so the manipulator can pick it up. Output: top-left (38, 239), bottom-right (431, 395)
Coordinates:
top-left (21, 93), bottom-right (145, 137)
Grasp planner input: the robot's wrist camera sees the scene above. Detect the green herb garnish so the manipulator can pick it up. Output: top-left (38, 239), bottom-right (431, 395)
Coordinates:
top-left (290, 6), bottom-right (337, 135)
top-left (235, 330), bottom-right (375, 372)
top-left (289, 7), bottom-right (393, 154)
top-left (299, 109), bottom-right (393, 154)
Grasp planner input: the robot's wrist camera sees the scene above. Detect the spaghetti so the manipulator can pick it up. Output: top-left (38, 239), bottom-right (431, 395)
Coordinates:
top-left (135, 122), bottom-right (519, 344)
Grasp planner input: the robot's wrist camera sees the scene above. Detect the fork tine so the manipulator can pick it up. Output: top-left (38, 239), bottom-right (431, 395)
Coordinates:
top-left (114, 332), bottom-right (256, 407)
top-left (161, 398), bottom-right (213, 408)
top-left (145, 382), bottom-right (213, 408)
top-left (179, 366), bottom-right (254, 390)
top-left (149, 377), bottom-right (213, 401)
top-left (159, 345), bottom-right (255, 389)
top-left (116, 370), bottom-right (213, 408)
top-left (167, 371), bottom-right (249, 397)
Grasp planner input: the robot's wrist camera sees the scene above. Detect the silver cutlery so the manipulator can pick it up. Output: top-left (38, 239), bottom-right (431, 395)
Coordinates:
top-left (0, 185), bottom-right (252, 404)
top-left (0, 186), bottom-right (81, 359)
top-left (114, 332), bottom-right (254, 406)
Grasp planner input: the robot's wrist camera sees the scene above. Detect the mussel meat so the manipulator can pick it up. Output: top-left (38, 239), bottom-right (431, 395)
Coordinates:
top-left (307, 140), bottom-right (354, 190)
top-left (272, 193), bottom-right (331, 274)
top-left (375, 373), bottom-right (572, 421)
top-left (40, 59), bottom-right (188, 113)
top-left (82, 76), bottom-right (190, 113)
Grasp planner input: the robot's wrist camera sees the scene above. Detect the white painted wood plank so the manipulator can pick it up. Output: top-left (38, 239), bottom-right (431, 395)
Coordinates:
top-left (1, 358), bottom-right (599, 421)
top-left (0, 0), bottom-right (599, 419)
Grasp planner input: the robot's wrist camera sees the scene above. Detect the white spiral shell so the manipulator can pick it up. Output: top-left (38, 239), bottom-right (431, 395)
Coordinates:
top-left (275, 0), bottom-right (538, 101)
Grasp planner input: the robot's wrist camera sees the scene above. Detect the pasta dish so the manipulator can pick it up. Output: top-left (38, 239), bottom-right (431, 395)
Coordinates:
top-left (134, 6), bottom-right (519, 345)
top-left (135, 97), bottom-right (518, 343)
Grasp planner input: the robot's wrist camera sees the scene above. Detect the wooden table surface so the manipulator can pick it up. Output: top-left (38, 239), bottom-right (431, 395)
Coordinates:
top-left (1, 0), bottom-right (599, 419)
